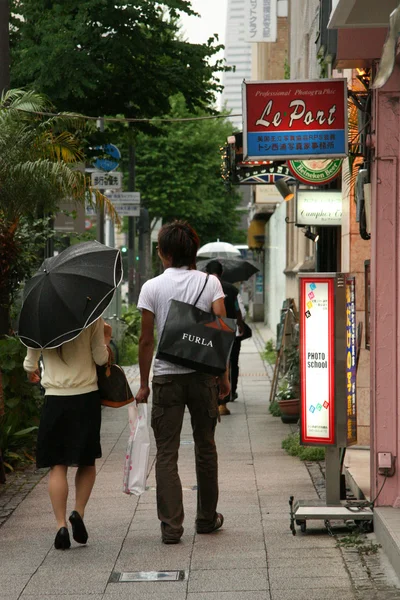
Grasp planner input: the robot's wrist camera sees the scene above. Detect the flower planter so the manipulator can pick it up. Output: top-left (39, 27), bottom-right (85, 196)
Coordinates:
top-left (278, 398), bottom-right (300, 424)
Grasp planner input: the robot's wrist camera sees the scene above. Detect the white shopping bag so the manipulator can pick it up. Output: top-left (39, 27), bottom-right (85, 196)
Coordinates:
top-left (123, 402), bottom-right (150, 496)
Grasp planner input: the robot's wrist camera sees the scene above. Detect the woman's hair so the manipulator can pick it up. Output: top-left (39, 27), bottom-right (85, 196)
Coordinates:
top-left (158, 220), bottom-right (200, 269)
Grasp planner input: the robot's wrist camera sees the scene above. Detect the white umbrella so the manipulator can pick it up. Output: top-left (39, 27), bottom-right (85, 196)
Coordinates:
top-left (197, 241), bottom-right (241, 258)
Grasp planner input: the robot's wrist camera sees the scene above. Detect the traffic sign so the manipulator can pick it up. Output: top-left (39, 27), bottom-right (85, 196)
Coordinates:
top-left (91, 171), bottom-right (122, 189)
top-left (107, 192), bottom-right (141, 204)
top-left (113, 204), bottom-right (140, 217)
top-left (94, 144), bottom-right (121, 171)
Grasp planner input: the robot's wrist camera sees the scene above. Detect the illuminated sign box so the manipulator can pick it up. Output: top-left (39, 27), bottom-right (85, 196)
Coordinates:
top-left (299, 273), bottom-right (356, 448)
top-left (242, 79), bottom-right (348, 161)
top-left (300, 277), bottom-right (336, 445)
top-left (296, 190), bottom-right (343, 226)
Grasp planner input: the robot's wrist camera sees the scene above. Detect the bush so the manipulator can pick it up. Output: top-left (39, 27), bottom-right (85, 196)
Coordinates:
top-left (263, 338), bottom-right (276, 365)
top-left (0, 336), bottom-right (43, 471)
top-left (269, 401), bottom-right (281, 417)
top-left (118, 305), bottom-right (141, 366)
top-left (282, 432), bottom-right (325, 461)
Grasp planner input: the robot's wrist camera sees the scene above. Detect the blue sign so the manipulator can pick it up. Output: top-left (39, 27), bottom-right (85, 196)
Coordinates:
top-left (94, 144), bottom-right (121, 171)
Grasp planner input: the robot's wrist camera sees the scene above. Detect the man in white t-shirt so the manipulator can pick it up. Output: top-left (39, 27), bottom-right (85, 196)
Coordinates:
top-left (136, 221), bottom-right (230, 544)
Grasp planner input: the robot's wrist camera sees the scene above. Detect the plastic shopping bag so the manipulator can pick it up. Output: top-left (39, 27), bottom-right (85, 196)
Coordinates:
top-left (123, 402), bottom-right (150, 496)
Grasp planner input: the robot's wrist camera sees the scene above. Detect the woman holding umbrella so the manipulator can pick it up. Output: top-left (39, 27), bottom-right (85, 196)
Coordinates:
top-left (19, 242), bottom-right (122, 550)
top-left (24, 319), bottom-right (111, 550)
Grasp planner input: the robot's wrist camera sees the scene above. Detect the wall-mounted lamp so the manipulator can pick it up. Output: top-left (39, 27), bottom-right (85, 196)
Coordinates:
top-left (303, 227), bottom-right (319, 243)
top-left (275, 179), bottom-right (294, 202)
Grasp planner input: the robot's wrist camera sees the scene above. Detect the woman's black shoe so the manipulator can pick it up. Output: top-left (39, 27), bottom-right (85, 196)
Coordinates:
top-left (69, 510), bottom-right (88, 544)
top-left (54, 527), bottom-right (71, 550)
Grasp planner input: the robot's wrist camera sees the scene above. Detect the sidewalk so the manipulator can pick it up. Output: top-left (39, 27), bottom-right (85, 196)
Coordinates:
top-left (0, 333), bottom-right (398, 600)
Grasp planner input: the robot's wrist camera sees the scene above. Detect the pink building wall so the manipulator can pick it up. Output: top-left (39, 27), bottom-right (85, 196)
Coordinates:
top-left (371, 62), bottom-right (400, 505)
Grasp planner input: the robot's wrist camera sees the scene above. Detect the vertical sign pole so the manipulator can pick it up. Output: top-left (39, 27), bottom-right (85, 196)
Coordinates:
top-left (128, 140), bottom-right (136, 306)
top-left (96, 117), bottom-right (105, 245)
top-left (325, 447), bottom-right (342, 505)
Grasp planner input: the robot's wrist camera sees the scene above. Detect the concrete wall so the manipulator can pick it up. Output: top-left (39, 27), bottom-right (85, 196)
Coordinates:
top-left (264, 202), bottom-right (287, 332)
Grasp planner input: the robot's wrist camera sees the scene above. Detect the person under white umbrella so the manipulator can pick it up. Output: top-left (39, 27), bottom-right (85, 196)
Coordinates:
top-left (197, 240), bottom-right (241, 259)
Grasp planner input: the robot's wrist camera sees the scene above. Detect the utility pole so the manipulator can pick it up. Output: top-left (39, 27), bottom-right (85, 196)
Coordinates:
top-left (0, 0), bottom-right (10, 94)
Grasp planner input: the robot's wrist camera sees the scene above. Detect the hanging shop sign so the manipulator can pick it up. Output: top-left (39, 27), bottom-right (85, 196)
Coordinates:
top-left (296, 189), bottom-right (342, 226)
top-left (244, 0), bottom-right (277, 43)
top-left (300, 276), bottom-right (336, 445)
top-left (346, 277), bottom-right (357, 446)
top-left (235, 162), bottom-right (297, 185)
top-left (242, 79), bottom-right (348, 161)
top-left (288, 158), bottom-right (342, 185)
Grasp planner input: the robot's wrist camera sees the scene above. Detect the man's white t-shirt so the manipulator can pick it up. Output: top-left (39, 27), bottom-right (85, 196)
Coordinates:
top-left (137, 267), bottom-right (224, 376)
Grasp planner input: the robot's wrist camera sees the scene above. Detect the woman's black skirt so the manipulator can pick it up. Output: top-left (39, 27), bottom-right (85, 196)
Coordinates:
top-left (36, 390), bottom-right (102, 469)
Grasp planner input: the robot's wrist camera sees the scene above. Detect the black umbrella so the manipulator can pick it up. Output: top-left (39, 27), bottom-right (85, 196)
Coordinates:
top-left (18, 241), bottom-right (122, 349)
top-left (196, 257), bottom-right (259, 283)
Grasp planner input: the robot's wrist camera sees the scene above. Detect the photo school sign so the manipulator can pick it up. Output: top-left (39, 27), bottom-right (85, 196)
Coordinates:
top-left (242, 79), bottom-right (348, 161)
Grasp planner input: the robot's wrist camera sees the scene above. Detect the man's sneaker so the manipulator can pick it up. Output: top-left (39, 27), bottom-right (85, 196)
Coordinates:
top-left (219, 404), bottom-right (230, 416)
top-left (197, 513), bottom-right (224, 534)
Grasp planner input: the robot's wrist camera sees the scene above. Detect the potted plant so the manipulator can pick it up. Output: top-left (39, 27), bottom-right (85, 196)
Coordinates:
top-left (277, 345), bottom-right (300, 423)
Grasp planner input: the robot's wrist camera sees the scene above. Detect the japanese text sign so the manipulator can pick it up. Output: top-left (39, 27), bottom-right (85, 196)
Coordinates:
top-left (346, 277), bottom-right (357, 446)
top-left (91, 171), bottom-right (123, 190)
top-left (242, 79), bottom-right (348, 160)
top-left (300, 277), bottom-right (335, 445)
top-left (244, 0), bottom-right (277, 43)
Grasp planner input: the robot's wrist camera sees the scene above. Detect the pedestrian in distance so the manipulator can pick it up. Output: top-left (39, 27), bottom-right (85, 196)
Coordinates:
top-left (205, 260), bottom-right (245, 416)
top-left (136, 220), bottom-right (230, 544)
top-left (23, 318), bottom-right (112, 550)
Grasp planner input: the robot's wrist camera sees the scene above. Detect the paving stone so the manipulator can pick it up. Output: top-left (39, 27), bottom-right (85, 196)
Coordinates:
top-left (187, 593), bottom-right (271, 600)
top-left (188, 568), bottom-right (269, 593)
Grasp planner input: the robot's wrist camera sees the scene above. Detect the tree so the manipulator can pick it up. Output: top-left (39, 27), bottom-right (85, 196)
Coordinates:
top-left (134, 95), bottom-right (243, 244)
top-left (10, 0), bottom-right (225, 119)
top-left (0, 89), bottom-right (115, 337)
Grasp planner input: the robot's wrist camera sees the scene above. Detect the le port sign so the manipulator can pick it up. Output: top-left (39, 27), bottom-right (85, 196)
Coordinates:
top-left (242, 79), bottom-right (348, 161)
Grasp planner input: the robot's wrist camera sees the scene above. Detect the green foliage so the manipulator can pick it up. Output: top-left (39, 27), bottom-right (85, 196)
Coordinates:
top-left (0, 336), bottom-right (43, 470)
top-left (284, 57), bottom-right (290, 80)
top-left (336, 532), bottom-right (381, 555)
top-left (118, 305), bottom-right (141, 366)
top-left (10, 0), bottom-right (227, 118)
top-left (0, 88), bottom-right (116, 335)
top-left (269, 401), bottom-right (281, 417)
top-left (134, 94), bottom-right (243, 243)
top-left (263, 338), bottom-right (277, 365)
top-left (282, 432), bottom-right (325, 461)
top-left (276, 376), bottom-right (297, 401)
top-left (284, 344), bottom-right (300, 389)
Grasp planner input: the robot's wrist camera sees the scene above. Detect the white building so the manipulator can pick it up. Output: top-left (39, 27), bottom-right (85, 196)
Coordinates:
top-left (221, 0), bottom-right (252, 129)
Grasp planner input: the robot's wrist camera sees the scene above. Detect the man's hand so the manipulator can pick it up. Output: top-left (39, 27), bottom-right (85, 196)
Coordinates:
top-left (104, 322), bottom-right (112, 345)
top-left (27, 369), bottom-right (40, 384)
top-left (217, 376), bottom-right (230, 400)
top-left (135, 385), bottom-right (150, 404)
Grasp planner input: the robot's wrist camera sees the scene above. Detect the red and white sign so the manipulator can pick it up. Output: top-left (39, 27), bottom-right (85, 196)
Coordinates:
top-left (242, 79), bottom-right (348, 161)
top-left (300, 277), bottom-right (335, 446)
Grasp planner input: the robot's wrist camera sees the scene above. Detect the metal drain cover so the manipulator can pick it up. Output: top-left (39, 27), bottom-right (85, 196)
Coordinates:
top-left (110, 571), bottom-right (186, 583)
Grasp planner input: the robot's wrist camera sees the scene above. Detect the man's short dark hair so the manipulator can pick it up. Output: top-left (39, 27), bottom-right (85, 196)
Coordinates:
top-left (158, 220), bottom-right (200, 268)
top-left (205, 260), bottom-right (223, 277)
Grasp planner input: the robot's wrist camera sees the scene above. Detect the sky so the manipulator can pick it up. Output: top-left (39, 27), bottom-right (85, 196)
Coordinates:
top-left (178, 0), bottom-right (228, 107)
top-left (178, 0), bottom-right (227, 47)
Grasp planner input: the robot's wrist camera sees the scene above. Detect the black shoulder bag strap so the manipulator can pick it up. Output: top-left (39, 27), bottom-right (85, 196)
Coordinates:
top-left (194, 274), bottom-right (209, 307)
